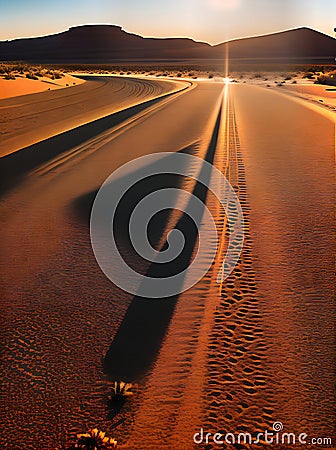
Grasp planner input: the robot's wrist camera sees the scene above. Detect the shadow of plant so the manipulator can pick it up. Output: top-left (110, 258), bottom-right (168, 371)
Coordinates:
top-left (107, 381), bottom-right (134, 419)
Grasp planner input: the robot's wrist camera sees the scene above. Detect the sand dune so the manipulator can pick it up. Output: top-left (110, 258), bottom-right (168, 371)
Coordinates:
top-left (0, 73), bottom-right (84, 100)
top-left (0, 75), bottom-right (188, 157)
top-left (280, 82), bottom-right (336, 109)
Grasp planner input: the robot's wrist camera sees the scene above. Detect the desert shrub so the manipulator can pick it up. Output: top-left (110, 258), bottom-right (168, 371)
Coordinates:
top-left (208, 74), bottom-right (214, 79)
top-left (4, 71), bottom-right (15, 80)
top-left (26, 72), bottom-right (38, 80)
top-left (109, 381), bottom-right (133, 402)
top-left (315, 74), bottom-right (336, 86)
top-left (305, 73), bottom-right (314, 79)
top-left (68, 428), bottom-right (117, 449)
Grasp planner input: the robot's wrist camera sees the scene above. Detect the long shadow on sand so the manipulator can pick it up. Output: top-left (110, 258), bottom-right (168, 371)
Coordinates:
top-left (0, 83), bottom-right (189, 195)
top-left (100, 106), bottom-right (222, 382)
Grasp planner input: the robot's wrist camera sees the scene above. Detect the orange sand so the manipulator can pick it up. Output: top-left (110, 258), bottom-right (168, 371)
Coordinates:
top-left (1, 78), bottom-right (334, 449)
top-left (0, 74), bottom-right (85, 100)
top-left (0, 76), bottom-right (189, 156)
top-left (280, 82), bottom-right (336, 109)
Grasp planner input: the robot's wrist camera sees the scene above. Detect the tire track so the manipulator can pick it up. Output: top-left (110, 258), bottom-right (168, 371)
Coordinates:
top-left (202, 91), bottom-right (277, 449)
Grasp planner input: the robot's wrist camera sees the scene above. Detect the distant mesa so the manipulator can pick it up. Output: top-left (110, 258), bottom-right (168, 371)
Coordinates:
top-left (0, 24), bottom-right (335, 63)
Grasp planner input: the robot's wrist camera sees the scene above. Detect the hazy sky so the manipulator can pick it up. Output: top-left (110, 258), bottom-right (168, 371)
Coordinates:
top-left (0, 0), bottom-right (335, 44)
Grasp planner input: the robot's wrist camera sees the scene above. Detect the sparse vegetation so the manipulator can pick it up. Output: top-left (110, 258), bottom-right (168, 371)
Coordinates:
top-left (4, 72), bottom-right (15, 80)
top-left (0, 63), bottom-right (66, 83)
top-left (109, 381), bottom-right (133, 402)
top-left (304, 72), bottom-right (315, 79)
top-left (315, 74), bottom-right (336, 86)
top-left (66, 428), bottom-right (117, 449)
top-left (26, 72), bottom-right (39, 80)
top-left (0, 62), bottom-right (335, 92)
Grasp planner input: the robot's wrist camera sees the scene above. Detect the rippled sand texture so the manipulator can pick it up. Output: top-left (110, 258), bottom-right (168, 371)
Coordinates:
top-left (1, 79), bottom-right (224, 448)
top-left (125, 85), bottom-right (278, 449)
top-left (0, 78), bottom-right (334, 449)
top-left (233, 84), bottom-right (335, 441)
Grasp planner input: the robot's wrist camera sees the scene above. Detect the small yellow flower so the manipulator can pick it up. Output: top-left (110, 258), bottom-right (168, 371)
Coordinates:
top-left (76, 428), bottom-right (117, 448)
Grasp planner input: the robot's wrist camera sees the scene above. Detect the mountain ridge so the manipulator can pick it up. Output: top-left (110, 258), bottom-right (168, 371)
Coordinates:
top-left (0, 24), bottom-right (335, 62)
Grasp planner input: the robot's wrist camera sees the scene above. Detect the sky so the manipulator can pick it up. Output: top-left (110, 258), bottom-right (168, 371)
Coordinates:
top-left (0, 0), bottom-right (335, 44)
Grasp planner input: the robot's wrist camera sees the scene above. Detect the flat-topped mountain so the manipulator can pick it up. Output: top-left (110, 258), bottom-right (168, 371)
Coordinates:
top-left (0, 24), bottom-right (334, 62)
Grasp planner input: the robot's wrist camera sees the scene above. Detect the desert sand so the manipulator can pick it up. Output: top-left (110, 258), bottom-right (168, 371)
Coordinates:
top-left (0, 75), bottom-right (189, 157)
top-left (0, 75), bottom-right (335, 449)
top-left (0, 73), bottom-right (85, 100)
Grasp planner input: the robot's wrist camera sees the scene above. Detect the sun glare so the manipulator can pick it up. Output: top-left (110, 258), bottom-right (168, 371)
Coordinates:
top-left (223, 77), bottom-right (232, 84)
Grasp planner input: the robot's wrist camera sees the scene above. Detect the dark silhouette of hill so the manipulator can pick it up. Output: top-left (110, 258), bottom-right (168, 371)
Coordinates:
top-left (0, 24), bottom-right (334, 62)
top-left (212, 27), bottom-right (336, 61)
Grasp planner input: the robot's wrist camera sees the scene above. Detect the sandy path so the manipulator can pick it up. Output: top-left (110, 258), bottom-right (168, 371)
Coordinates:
top-left (0, 75), bottom-right (187, 156)
top-left (0, 79), bottom-right (334, 449)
